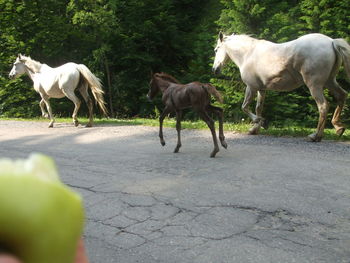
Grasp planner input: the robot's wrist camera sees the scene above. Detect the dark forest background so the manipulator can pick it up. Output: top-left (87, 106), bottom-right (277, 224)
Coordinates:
top-left (1, 0), bottom-right (349, 127)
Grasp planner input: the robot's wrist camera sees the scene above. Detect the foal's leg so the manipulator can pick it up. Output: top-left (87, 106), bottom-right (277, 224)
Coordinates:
top-left (308, 86), bottom-right (329, 142)
top-left (79, 83), bottom-right (94, 127)
top-left (327, 80), bottom-right (348, 136)
top-left (62, 89), bottom-right (81, 127)
top-left (159, 106), bottom-right (172, 146)
top-left (174, 110), bottom-right (183, 153)
top-left (242, 86), bottom-right (259, 135)
top-left (207, 105), bottom-right (227, 149)
top-left (198, 110), bottom-right (220, 158)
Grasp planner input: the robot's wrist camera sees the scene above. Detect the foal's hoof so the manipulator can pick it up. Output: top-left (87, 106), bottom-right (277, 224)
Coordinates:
top-left (210, 148), bottom-right (219, 158)
top-left (160, 141), bottom-right (166, 146)
top-left (221, 141), bottom-right (228, 149)
top-left (336, 127), bottom-right (345, 137)
top-left (74, 121), bottom-right (79, 127)
top-left (307, 133), bottom-right (322, 142)
top-left (85, 123), bottom-right (93, 128)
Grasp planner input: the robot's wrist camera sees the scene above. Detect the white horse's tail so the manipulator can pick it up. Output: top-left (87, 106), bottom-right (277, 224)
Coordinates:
top-left (333, 38), bottom-right (350, 79)
top-left (76, 64), bottom-right (108, 116)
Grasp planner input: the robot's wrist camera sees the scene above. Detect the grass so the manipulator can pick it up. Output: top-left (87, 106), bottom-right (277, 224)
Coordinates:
top-left (1, 117), bottom-right (349, 141)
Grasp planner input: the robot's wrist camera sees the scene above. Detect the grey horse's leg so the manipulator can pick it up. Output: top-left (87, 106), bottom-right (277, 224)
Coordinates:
top-left (308, 86), bottom-right (329, 142)
top-left (62, 89), bottom-right (81, 127)
top-left (256, 90), bottom-right (267, 128)
top-left (242, 86), bottom-right (260, 135)
top-left (198, 110), bottom-right (219, 158)
top-left (207, 105), bottom-right (227, 149)
top-left (159, 106), bottom-right (172, 146)
top-left (79, 82), bottom-right (94, 127)
top-left (327, 80), bottom-right (348, 136)
top-left (174, 110), bottom-right (183, 153)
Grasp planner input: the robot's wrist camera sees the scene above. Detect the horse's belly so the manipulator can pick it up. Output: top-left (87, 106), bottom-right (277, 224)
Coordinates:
top-left (45, 85), bottom-right (66, 98)
top-left (264, 72), bottom-right (301, 91)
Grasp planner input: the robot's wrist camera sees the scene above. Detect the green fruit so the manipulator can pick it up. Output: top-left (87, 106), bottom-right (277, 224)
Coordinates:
top-left (0, 153), bottom-right (84, 263)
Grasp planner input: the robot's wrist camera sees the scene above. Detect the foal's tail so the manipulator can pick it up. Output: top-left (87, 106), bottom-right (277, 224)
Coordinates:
top-left (202, 84), bottom-right (223, 103)
top-left (333, 38), bottom-right (350, 79)
top-left (77, 64), bottom-right (108, 116)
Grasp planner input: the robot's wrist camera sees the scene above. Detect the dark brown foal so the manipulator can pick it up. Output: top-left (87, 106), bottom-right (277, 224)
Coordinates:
top-left (147, 72), bottom-right (227, 158)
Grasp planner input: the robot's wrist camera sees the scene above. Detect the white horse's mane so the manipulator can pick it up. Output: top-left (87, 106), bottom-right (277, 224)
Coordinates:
top-left (20, 55), bottom-right (42, 73)
top-left (226, 34), bottom-right (257, 42)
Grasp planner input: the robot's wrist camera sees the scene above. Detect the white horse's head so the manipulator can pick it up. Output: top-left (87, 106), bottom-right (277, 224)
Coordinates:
top-left (9, 54), bottom-right (27, 79)
top-left (213, 32), bottom-right (229, 75)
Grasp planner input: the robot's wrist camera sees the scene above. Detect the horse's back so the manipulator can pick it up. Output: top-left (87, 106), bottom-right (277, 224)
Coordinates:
top-left (246, 33), bottom-right (338, 89)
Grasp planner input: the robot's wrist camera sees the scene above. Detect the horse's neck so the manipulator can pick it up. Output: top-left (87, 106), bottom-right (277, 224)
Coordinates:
top-left (226, 37), bottom-right (258, 68)
top-left (25, 59), bottom-right (43, 73)
top-left (157, 78), bottom-right (172, 93)
top-left (24, 66), bottom-right (37, 82)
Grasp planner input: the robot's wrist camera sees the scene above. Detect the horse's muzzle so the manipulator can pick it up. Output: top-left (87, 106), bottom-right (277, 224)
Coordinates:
top-left (213, 67), bottom-right (221, 75)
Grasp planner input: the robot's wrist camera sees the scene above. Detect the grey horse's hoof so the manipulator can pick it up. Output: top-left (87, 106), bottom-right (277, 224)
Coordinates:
top-left (248, 123), bottom-right (261, 135)
top-left (336, 127), bottom-right (345, 137)
top-left (261, 119), bottom-right (269, 130)
top-left (308, 133), bottom-right (322, 142)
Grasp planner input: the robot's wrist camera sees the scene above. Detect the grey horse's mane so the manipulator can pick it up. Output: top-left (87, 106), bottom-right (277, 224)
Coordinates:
top-left (20, 55), bottom-right (42, 73)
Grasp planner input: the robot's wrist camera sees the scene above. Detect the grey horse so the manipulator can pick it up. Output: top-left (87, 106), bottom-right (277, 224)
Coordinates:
top-left (213, 33), bottom-right (350, 142)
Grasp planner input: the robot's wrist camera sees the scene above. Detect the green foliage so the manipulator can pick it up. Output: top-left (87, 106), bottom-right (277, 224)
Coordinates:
top-left (0, 0), bottom-right (349, 130)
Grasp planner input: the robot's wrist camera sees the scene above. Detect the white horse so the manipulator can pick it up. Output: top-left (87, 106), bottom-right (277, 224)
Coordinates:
top-left (9, 54), bottom-right (108, 127)
top-left (213, 32), bottom-right (350, 142)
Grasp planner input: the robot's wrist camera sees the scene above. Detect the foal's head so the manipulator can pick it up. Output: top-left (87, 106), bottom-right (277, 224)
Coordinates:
top-left (147, 73), bottom-right (180, 101)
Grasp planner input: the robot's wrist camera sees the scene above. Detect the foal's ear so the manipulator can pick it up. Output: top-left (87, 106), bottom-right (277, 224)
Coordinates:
top-left (219, 31), bottom-right (224, 42)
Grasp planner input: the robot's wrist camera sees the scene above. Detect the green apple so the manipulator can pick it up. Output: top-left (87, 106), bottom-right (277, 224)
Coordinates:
top-left (0, 153), bottom-right (85, 263)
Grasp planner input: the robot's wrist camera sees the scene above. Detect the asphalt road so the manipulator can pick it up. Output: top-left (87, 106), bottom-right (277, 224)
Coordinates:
top-left (0, 120), bottom-right (349, 263)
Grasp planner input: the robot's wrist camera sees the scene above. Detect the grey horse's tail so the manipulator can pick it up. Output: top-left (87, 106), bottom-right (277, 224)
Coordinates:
top-left (76, 64), bottom-right (108, 116)
top-left (202, 84), bottom-right (223, 103)
top-left (333, 38), bottom-right (350, 79)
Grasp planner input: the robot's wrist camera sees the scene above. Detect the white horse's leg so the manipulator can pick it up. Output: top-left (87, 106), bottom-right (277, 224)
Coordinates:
top-left (242, 86), bottom-right (260, 135)
top-left (39, 99), bottom-right (49, 118)
top-left (41, 95), bottom-right (54, 128)
top-left (63, 90), bottom-right (81, 127)
top-left (78, 83), bottom-right (94, 127)
top-left (327, 80), bottom-right (348, 136)
top-left (308, 86), bottom-right (329, 142)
